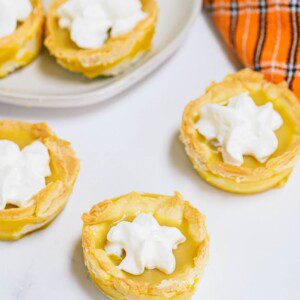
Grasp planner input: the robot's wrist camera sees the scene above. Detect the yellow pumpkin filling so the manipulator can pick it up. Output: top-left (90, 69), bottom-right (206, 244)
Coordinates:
top-left (180, 69), bottom-right (300, 194)
top-left (82, 192), bottom-right (209, 300)
top-left (0, 121), bottom-right (80, 240)
top-left (0, 124), bottom-right (54, 239)
top-left (87, 217), bottom-right (198, 285)
top-left (194, 91), bottom-right (295, 169)
top-left (45, 0), bottom-right (159, 78)
top-left (0, 125), bottom-right (59, 184)
top-left (0, 0), bottom-right (44, 78)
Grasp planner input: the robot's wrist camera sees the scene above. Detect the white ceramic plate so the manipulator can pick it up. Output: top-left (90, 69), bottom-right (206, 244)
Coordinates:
top-left (0, 0), bottom-right (200, 108)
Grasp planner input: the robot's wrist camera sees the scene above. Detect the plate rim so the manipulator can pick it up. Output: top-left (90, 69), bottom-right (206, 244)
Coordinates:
top-left (0, 0), bottom-right (201, 108)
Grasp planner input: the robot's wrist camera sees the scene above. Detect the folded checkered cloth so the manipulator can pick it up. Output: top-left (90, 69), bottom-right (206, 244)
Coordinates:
top-left (203, 0), bottom-right (300, 98)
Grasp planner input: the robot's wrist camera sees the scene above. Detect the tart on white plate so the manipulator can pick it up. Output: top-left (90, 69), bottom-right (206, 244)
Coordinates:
top-left (180, 69), bottom-right (300, 194)
top-left (45, 0), bottom-right (159, 78)
top-left (82, 192), bottom-right (209, 300)
top-left (0, 120), bottom-right (80, 240)
top-left (0, 0), bottom-right (44, 78)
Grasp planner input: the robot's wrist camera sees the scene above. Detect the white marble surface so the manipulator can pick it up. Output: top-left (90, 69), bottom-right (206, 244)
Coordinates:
top-left (1, 12), bottom-right (300, 300)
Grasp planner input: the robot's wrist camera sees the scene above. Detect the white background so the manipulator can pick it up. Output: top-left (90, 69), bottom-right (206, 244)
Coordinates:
top-left (1, 12), bottom-right (300, 300)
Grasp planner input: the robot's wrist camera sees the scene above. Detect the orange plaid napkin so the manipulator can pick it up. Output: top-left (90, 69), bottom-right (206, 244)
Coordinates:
top-left (203, 0), bottom-right (300, 98)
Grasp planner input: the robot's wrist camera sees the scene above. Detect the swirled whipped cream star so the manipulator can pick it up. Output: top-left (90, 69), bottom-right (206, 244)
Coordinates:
top-left (0, 0), bottom-right (33, 38)
top-left (0, 140), bottom-right (51, 210)
top-left (105, 213), bottom-right (186, 275)
top-left (196, 92), bottom-right (283, 166)
top-left (57, 0), bottom-right (147, 49)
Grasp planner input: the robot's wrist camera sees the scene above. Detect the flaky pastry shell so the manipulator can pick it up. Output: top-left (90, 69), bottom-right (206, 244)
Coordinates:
top-left (82, 192), bottom-right (209, 300)
top-left (0, 0), bottom-right (44, 78)
top-left (44, 0), bottom-right (158, 78)
top-left (0, 120), bottom-right (80, 240)
top-left (180, 69), bottom-right (300, 194)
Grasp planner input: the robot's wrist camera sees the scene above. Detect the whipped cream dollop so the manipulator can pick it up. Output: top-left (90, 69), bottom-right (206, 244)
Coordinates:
top-left (0, 140), bottom-right (51, 210)
top-left (196, 92), bottom-right (283, 166)
top-left (0, 0), bottom-right (33, 39)
top-left (105, 213), bottom-right (186, 275)
top-left (57, 0), bottom-right (147, 49)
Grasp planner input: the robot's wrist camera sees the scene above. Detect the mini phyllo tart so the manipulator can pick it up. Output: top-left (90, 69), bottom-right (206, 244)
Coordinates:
top-left (180, 69), bottom-right (300, 194)
top-left (0, 0), bottom-right (44, 78)
top-left (45, 0), bottom-right (158, 78)
top-left (0, 120), bottom-right (80, 240)
top-left (82, 192), bottom-right (209, 300)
